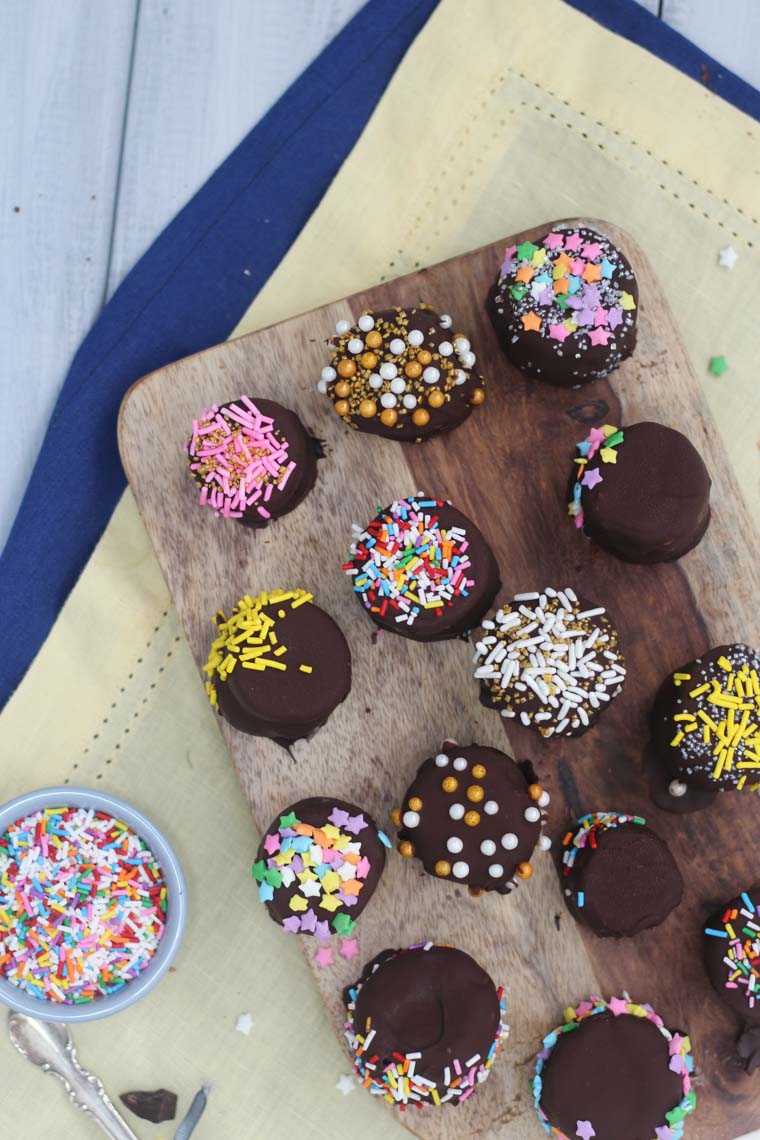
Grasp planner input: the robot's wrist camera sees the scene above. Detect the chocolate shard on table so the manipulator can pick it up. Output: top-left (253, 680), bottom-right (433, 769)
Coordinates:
top-left (392, 741), bottom-right (551, 895)
top-left (343, 943), bottom-right (508, 1108)
top-left (704, 886), bottom-right (760, 1075)
top-left (474, 586), bottom-right (625, 737)
top-left (534, 996), bottom-right (696, 1139)
top-left (568, 420), bottom-right (711, 563)
top-left (203, 588), bottom-right (351, 742)
top-left (344, 494), bottom-right (500, 642)
top-left (252, 797), bottom-right (388, 940)
top-left (319, 306), bottom-right (485, 441)
top-left (560, 812), bottom-right (683, 938)
top-left (184, 396), bottom-right (317, 526)
top-left (488, 223), bottom-right (638, 387)
top-left (119, 1088), bottom-right (177, 1124)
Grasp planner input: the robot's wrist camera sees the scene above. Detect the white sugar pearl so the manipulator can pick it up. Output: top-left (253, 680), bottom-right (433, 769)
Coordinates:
top-left (453, 757), bottom-right (468, 771)
top-left (669, 780), bottom-right (688, 798)
top-left (321, 366), bottom-right (337, 383)
top-left (347, 337), bottom-right (364, 354)
top-left (380, 393), bottom-right (397, 409)
top-left (402, 394), bottom-right (417, 410)
top-left (452, 861), bottom-right (470, 879)
top-left (447, 836), bottom-right (464, 854)
top-left (402, 811), bottom-right (420, 829)
top-left (358, 314), bottom-right (375, 332)
top-left (539, 834), bottom-right (552, 851)
top-left (368, 373), bottom-right (383, 389)
top-left (390, 377), bottom-right (406, 395)
top-left (379, 362), bottom-right (397, 380)
top-left (317, 379), bottom-right (328, 395)
top-left (335, 319), bottom-right (351, 334)
top-left (438, 341), bottom-right (453, 356)
top-left (459, 350), bottom-right (476, 368)
top-left (449, 804), bottom-right (465, 821)
top-left (452, 369), bottom-right (467, 385)
top-left (480, 839), bottom-right (496, 856)
top-left (538, 791), bottom-right (550, 808)
top-left (440, 314), bottom-right (453, 328)
top-left (453, 336), bottom-right (470, 353)
top-left (524, 806), bottom-right (541, 823)
top-left (435, 753), bottom-right (449, 767)
top-left (423, 366), bottom-right (440, 384)
top-left (389, 338), bottom-right (406, 355)
top-left (501, 833), bottom-right (518, 850)
top-left (488, 863), bottom-right (504, 878)
top-left (408, 329), bottom-right (424, 346)
top-left (484, 801), bottom-right (499, 815)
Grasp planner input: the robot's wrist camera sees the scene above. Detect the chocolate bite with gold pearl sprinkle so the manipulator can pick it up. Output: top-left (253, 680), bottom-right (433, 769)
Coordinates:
top-left (393, 742), bottom-right (551, 894)
top-left (318, 306), bottom-right (485, 441)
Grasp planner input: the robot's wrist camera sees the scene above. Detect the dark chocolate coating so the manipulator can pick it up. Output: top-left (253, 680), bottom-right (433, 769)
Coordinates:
top-left (255, 797), bottom-right (385, 934)
top-left (119, 1090), bottom-right (177, 1124)
top-left (573, 421), bottom-right (711, 563)
top-left (216, 599), bottom-right (351, 742)
top-left (187, 397), bottom-right (317, 527)
top-left (704, 887), bottom-right (760, 1035)
top-left (396, 743), bottom-right (543, 893)
top-left (540, 1010), bottom-right (683, 1140)
top-left (346, 497), bottom-right (501, 642)
top-left (562, 817), bottom-right (683, 937)
top-left (488, 225), bottom-right (638, 388)
top-left (325, 307), bottom-right (483, 441)
top-left (652, 643), bottom-right (760, 794)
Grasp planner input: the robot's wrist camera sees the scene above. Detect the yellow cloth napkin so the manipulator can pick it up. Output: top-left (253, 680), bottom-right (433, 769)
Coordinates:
top-left (2, 2), bottom-right (759, 1137)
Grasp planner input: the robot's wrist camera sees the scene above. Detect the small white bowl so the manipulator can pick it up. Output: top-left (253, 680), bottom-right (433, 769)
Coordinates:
top-left (0, 786), bottom-right (187, 1022)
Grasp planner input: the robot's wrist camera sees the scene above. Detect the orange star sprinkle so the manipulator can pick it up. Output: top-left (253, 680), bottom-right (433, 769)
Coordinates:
top-left (582, 262), bottom-right (602, 283)
top-left (555, 251), bottom-right (571, 270)
top-left (553, 277), bottom-right (569, 295)
top-left (521, 310), bottom-right (542, 332)
top-left (341, 879), bottom-right (364, 897)
top-left (515, 264), bottom-right (535, 283)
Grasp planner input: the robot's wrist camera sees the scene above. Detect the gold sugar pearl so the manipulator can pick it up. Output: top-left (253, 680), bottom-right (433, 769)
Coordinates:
top-left (405, 360), bottom-right (423, 379)
top-left (516, 862), bottom-right (533, 879)
top-left (380, 408), bottom-right (398, 427)
top-left (435, 860), bottom-right (451, 877)
top-left (399, 840), bottom-right (415, 858)
top-left (428, 389), bottom-right (445, 409)
top-left (466, 784), bottom-right (484, 803)
top-left (464, 810), bottom-right (481, 827)
top-left (334, 380), bottom-right (351, 398)
top-left (472, 764), bottom-right (487, 779)
top-left (468, 886), bottom-right (484, 898)
top-left (412, 408), bottom-right (430, 427)
top-left (416, 349), bottom-right (432, 366)
top-left (408, 796), bottom-right (423, 812)
top-left (360, 351), bottom-right (378, 370)
top-left (441, 776), bottom-right (458, 793)
top-left (470, 387), bottom-right (486, 405)
top-left (390, 808), bottom-right (402, 827)
top-left (365, 330), bottom-right (382, 349)
top-left (337, 358), bottom-right (356, 378)
top-left (359, 399), bottom-right (377, 419)
top-left (528, 784), bottom-right (543, 801)
top-left (334, 399), bottom-right (350, 417)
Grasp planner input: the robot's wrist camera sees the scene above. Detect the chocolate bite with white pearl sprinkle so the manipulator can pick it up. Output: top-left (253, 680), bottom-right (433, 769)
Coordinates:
top-left (392, 742), bottom-right (551, 894)
top-left (318, 306), bottom-right (485, 441)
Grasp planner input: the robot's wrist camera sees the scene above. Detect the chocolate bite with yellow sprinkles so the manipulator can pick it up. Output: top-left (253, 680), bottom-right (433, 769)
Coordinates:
top-left (204, 588), bottom-right (351, 743)
top-left (318, 306), bottom-right (484, 441)
top-left (393, 742), bottom-right (551, 894)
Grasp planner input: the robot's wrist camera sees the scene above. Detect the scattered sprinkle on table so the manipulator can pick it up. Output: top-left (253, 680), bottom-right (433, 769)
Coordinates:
top-left (709, 355), bottom-right (728, 377)
top-left (235, 1012), bottom-right (253, 1036)
top-left (718, 246), bottom-right (738, 269)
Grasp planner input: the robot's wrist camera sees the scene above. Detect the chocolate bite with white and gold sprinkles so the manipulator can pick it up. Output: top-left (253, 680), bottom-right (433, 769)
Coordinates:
top-left (204, 588), bottom-right (351, 743)
top-left (653, 644), bottom-right (760, 801)
top-left (474, 587), bottom-right (625, 738)
top-left (318, 306), bottom-right (484, 441)
top-left (393, 742), bottom-right (551, 894)
top-left (489, 224), bottom-right (638, 387)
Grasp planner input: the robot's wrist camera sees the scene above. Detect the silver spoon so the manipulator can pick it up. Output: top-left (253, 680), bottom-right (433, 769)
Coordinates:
top-left (7, 1011), bottom-right (139, 1140)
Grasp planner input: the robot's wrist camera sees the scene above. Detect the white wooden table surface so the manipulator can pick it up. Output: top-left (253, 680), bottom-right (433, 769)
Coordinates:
top-left (0, 0), bottom-right (758, 555)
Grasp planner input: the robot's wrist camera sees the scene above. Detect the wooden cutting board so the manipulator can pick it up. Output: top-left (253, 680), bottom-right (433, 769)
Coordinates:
top-left (118, 220), bottom-right (760, 1140)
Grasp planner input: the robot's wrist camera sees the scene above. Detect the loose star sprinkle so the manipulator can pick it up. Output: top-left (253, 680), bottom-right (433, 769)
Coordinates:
top-left (576, 1122), bottom-right (596, 1140)
top-left (336, 1074), bottom-right (357, 1096)
top-left (315, 946), bottom-right (334, 969)
top-left (718, 245), bottom-right (738, 269)
top-left (709, 355), bottom-right (728, 376)
top-left (340, 937), bottom-right (359, 959)
top-left (235, 1012), bottom-right (253, 1036)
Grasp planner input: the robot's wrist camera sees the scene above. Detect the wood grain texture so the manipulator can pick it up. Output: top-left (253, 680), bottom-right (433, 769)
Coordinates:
top-left (119, 220), bottom-right (760, 1140)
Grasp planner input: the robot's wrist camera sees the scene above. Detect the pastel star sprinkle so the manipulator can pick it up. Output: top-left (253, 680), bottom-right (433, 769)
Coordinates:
top-left (600, 258), bottom-right (614, 278)
top-left (235, 1012), bottom-right (253, 1036)
top-left (544, 231), bottom-right (564, 250)
top-left (576, 1123), bottom-right (596, 1140)
top-left (718, 245), bottom-right (737, 268)
top-left (521, 310), bottom-right (542, 332)
top-left (709, 355), bottom-right (728, 376)
top-left (281, 916), bottom-right (301, 933)
top-left (564, 231), bottom-right (583, 252)
top-left (336, 1073), bottom-right (357, 1096)
top-left (517, 240), bottom-right (539, 261)
top-left (314, 946), bottom-right (334, 969)
top-left (608, 995), bottom-right (629, 1016)
top-left (600, 447), bottom-right (618, 464)
top-left (328, 807), bottom-right (349, 828)
top-left (340, 937), bottom-right (359, 959)
top-left (582, 241), bottom-right (602, 259)
top-left (608, 307), bottom-right (623, 330)
top-left (619, 291), bottom-right (636, 310)
top-left (582, 467), bottom-right (603, 490)
top-left (263, 833), bottom-right (280, 855)
top-left (549, 323), bottom-right (570, 343)
top-left (655, 1128), bottom-right (675, 1140)
top-left (588, 327), bottom-right (610, 346)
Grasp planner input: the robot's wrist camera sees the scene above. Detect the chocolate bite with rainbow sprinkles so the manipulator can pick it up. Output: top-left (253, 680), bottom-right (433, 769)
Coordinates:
top-left (204, 588), bottom-right (351, 743)
top-left (344, 942), bottom-right (508, 1109)
top-left (560, 812), bottom-right (683, 938)
top-left (344, 495), bottom-right (500, 642)
top-left (253, 798), bottom-right (387, 941)
top-left (489, 224), bottom-right (637, 387)
top-left (652, 644), bottom-right (760, 801)
top-left (474, 587), bottom-right (625, 738)
top-left (319, 306), bottom-right (485, 441)
top-left (185, 396), bottom-right (316, 526)
top-left (704, 886), bottom-right (760, 1073)
top-left (393, 742), bottom-right (551, 894)
top-left (534, 995), bottom-right (696, 1140)
top-left (568, 421), bottom-right (711, 563)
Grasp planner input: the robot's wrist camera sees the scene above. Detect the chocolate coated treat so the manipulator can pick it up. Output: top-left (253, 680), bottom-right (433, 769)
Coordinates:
top-left (489, 225), bottom-right (638, 387)
top-left (652, 644), bottom-right (760, 798)
top-left (568, 421), bottom-right (711, 563)
top-left (474, 586), bottom-right (625, 737)
top-left (535, 997), bottom-right (696, 1139)
top-left (345, 494), bottom-right (500, 642)
top-left (253, 797), bottom-right (386, 938)
top-left (704, 886), bottom-right (760, 1073)
top-left (205, 588), bottom-right (351, 743)
top-left (119, 1089), bottom-right (177, 1124)
top-left (185, 396), bottom-right (317, 526)
top-left (394, 742), bottom-right (551, 893)
top-left (319, 306), bottom-right (485, 441)
top-left (344, 944), bottom-right (508, 1108)
top-left (560, 812), bottom-right (683, 938)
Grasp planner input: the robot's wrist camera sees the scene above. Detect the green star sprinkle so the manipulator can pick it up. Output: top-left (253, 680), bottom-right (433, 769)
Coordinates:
top-left (516, 240), bottom-right (539, 261)
top-left (279, 811), bottom-right (299, 829)
top-left (709, 355), bottom-right (728, 376)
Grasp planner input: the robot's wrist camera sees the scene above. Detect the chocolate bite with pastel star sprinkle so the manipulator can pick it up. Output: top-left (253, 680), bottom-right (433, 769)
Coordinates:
top-left (252, 798), bottom-right (388, 940)
top-left (474, 586), bottom-right (625, 738)
top-left (534, 996), bottom-right (696, 1140)
top-left (344, 494), bottom-right (500, 642)
top-left (184, 396), bottom-right (317, 526)
top-left (568, 421), bottom-right (711, 563)
top-left (489, 224), bottom-right (638, 387)
top-left (560, 812), bottom-right (683, 938)
top-left (204, 588), bottom-right (351, 743)
top-left (393, 742), bottom-right (551, 894)
top-left (319, 306), bottom-right (485, 441)
top-left (704, 887), bottom-right (760, 1073)
top-left (344, 943), bottom-right (508, 1109)
top-left (652, 644), bottom-right (760, 801)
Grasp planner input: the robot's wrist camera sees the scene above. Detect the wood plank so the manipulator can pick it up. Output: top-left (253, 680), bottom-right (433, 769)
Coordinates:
top-left (0, 0), bottom-right (138, 549)
top-left (662, 0), bottom-right (760, 89)
top-left (119, 220), bottom-right (760, 1139)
